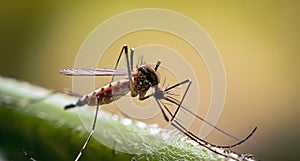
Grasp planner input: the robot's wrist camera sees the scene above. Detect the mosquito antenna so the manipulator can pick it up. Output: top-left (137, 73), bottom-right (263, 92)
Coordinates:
top-left (154, 60), bottom-right (161, 71)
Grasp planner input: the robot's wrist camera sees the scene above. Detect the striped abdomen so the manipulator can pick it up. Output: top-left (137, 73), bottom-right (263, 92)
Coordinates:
top-left (65, 80), bottom-right (130, 109)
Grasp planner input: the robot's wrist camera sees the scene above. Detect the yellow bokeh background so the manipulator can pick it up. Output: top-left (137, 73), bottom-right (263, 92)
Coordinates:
top-left (1, 1), bottom-right (299, 160)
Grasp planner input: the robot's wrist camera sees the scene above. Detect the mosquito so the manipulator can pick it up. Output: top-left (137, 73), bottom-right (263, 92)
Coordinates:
top-left (59, 44), bottom-right (257, 161)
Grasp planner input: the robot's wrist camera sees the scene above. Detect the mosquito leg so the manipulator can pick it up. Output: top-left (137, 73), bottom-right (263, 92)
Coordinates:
top-left (172, 121), bottom-right (241, 160)
top-left (111, 44), bottom-right (129, 82)
top-left (155, 92), bottom-right (240, 160)
top-left (124, 46), bottom-right (137, 97)
top-left (165, 83), bottom-right (257, 149)
top-left (111, 140), bottom-right (117, 159)
top-left (130, 48), bottom-right (134, 71)
top-left (173, 118), bottom-right (257, 149)
top-left (164, 79), bottom-right (191, 92)
top-left (114, 44), bottom-right (134, 72)
top-left (166, 98), bottom-right (257, 151)
top-left (163, 79), bottom-right (192, 121)
top-left (154, 98), bottom-right (170, 122)
top-left (168, 96), bottom-right (258, 146)
top-left (131, 154), bottom-right (144, 161)
top-left (170, 121), bottom-right (239, 161)
top-left (219, 126), bottom-right (257, 149)
top-left (110, 44), bottom-right (136, 96)
top-left (22, 148), bottom-right (37, 161)
top-left (173, 79), bottom-right (191, 121)
top-left (139, 86), bottom-right (170, 122)
top-left (139, 92), bottom-right (172, 121)
top-left (74, 97), bottom-right (101, 161)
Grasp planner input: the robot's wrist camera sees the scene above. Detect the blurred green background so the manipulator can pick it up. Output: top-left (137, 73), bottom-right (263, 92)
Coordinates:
top-left (1, 1), bottom-right (300, 161)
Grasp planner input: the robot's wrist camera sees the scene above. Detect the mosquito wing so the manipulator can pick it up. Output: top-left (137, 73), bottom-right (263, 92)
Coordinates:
top-left (59, 68), bottom-right (134, 76)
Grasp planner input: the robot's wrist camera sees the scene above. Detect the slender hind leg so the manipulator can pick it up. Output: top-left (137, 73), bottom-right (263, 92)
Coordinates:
top-left (108, 45), bottom-right (136, 158)
top-left (141, 79), bottom-right (256, 160)
top-left (22, 148), bottom-right (36, 161)
top-left (74, 97), bottom-right (100, 161)
top-left (165, 79), bottom-right (192, 121)
top-left (74, 45), bottom-right (133, 160)
top-left (164, 79), bottom-right (257, 149)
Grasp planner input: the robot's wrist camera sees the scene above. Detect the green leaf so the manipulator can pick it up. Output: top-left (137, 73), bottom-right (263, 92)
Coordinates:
top-left (0, 76), bottom-right (253, 161)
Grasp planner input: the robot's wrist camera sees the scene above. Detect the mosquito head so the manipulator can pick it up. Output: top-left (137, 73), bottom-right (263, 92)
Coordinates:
top-left (134, 64), bottom-right (160, 95)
